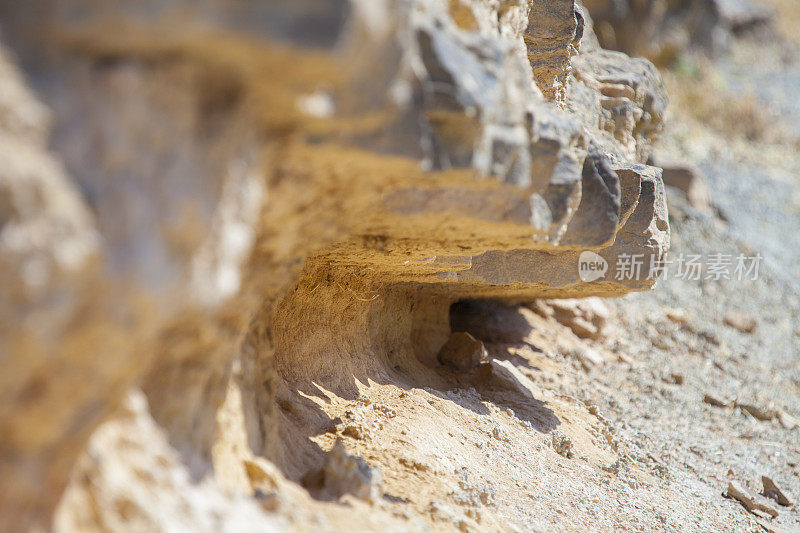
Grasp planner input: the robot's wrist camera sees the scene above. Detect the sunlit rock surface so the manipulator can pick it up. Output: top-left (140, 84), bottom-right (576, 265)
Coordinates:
top-left (0, 1), bottom-right (673, 531)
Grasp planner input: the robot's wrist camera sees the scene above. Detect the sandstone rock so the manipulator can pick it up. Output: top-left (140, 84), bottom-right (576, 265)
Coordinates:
top-left (437, 332), bottom-right (488, 370)
top-left (54, 391), bottom-right (282, 533)
top-left (3, 0), bottom-right (669, 296)
top-left (569, 49), bottom-right (667, 162)
top-left (0, 0), bottom-right (675, 529)
top-left (341, 0), bottom-right (670, 297)
top-left (525, 0), bottom-right (583, 102)
top-left (487, 359), bottom-right (541, 398)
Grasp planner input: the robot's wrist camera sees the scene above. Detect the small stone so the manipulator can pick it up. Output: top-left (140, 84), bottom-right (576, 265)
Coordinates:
top-left (617, 352), bottom-right (635, 364)
top-left (572, 346), bottom-right (604, 371)
top-left (653, 334), bottom-right (674, 350)
top-left (737, 402), bottom-right (777, 422)
top-left (696, 328), bottom-right (721, 345)
top-left (437, 332), bottom-right (487, 371)
top-left (568, 316), bottom-right (599, 339)
top-left (477, 485), bottom-right (495, 506)
top-left (491, 426), bottom-right (510, 441)
top-left (243, 458), bottom-right (283, 511)
top-left (723, 312), bottom-right (758, 334)
top-left (666, 308), bottom-right (690, 325)
top-left (667, 373), bottom-right (684, 385)
top-left (704, 393), bottom-right (731, 407)
top-left (777, 410), bottom-right (799, 430)
top-left (428, 500), bottom-right (460, 523)
top-left (484, 360), bottom-right (540, 399)
top-left (303, 440), bottom-right (382, 502)
top-left (399, 457), bottom-right (430, 472)
top-left (762, 476), bottom-right (793, 507)
top-left (551, 430), bottom-right (574, 458)
top-left (726, 480), bottom-right (779, 518)
top-left (602, 457), bottom-right (627, 475)
top-left (548, 298), bottom-right (610, 339)
top-left (342, 423), bottom-right (370, 440)
top-left (657, 161), bottom-right (712, 213)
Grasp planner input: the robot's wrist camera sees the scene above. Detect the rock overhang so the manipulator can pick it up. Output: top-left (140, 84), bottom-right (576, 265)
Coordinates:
top-left (324, 0), bottom-right (670, 299)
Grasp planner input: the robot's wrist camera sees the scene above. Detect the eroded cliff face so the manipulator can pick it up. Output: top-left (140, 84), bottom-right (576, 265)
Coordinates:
top-left (0, 1), bottom-right (672, 531)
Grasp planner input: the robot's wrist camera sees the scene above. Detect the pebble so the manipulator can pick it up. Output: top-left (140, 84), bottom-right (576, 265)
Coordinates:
top-left (736, 402), bottom-right (777, 422)
top-left (572, 346), bottom-right (604, 371)
top-left (666, 308), bottom-right (690, 325)
top-left (667, 373), bottom-right (685, 385)
top-left (703, 393), bottom-right (731, 407)
top-left (437, 332), bottom-right (487, 371)
top-left (723, 312), bottom-right (758, 334)
top-left (777, 410), bottom-right (799, 430)
top-left (762, 476), bottom-right (793, 507)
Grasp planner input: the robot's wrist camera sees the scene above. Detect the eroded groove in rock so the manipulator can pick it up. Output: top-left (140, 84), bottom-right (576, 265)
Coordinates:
top-left (525, 0), bottom-right (582, 102)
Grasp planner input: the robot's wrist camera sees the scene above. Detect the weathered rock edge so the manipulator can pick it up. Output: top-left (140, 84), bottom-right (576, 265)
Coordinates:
top-left (335, 0), bottom-right (669, 298)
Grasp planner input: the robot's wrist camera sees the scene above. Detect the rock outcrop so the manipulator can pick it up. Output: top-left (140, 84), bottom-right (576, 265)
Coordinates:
top-left (0, 1), bottom-right (672, 530)
top-left (339, 0), bottom-right (669, 298)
